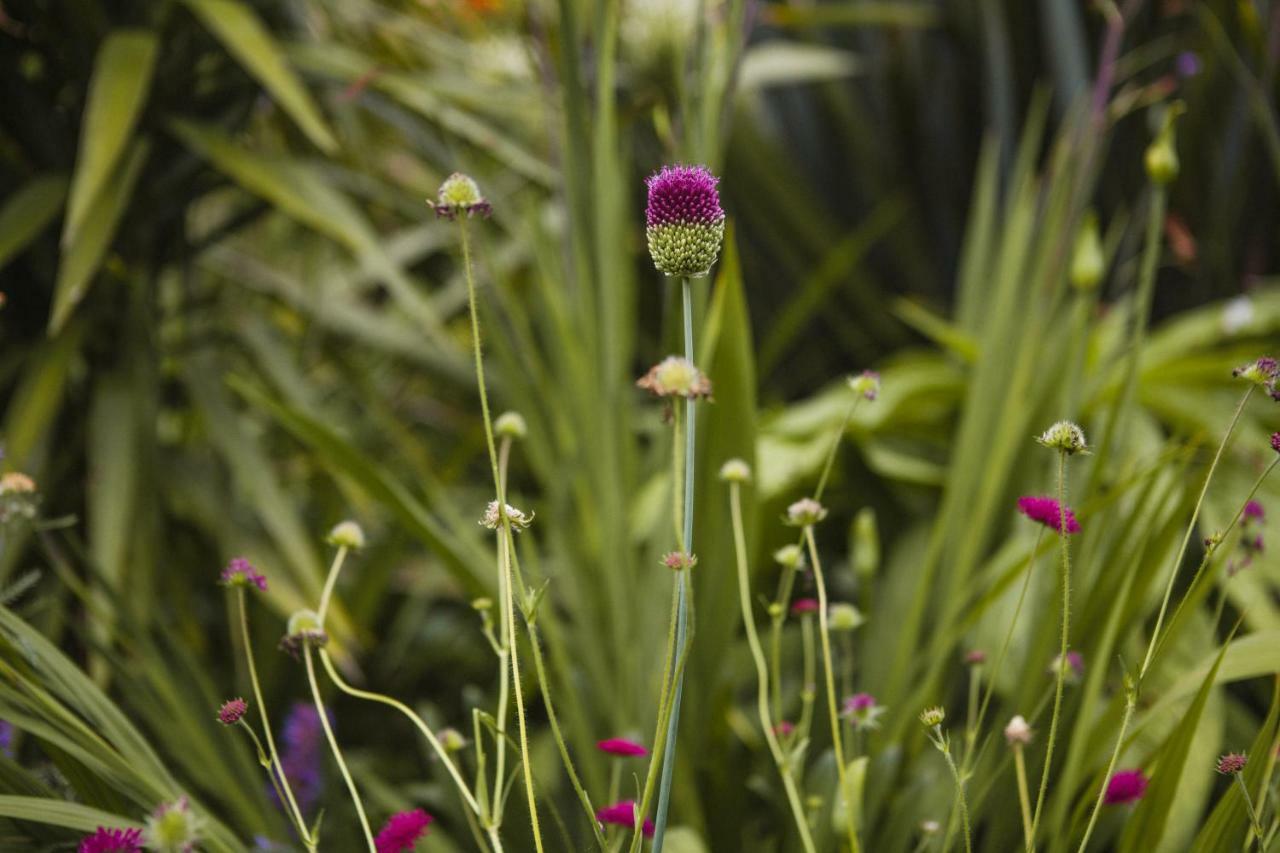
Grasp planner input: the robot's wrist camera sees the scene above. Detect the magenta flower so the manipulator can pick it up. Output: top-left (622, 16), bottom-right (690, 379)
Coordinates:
top-left (220, 557), bottom-right (267, 591)
top-left (596, 800), bottom-right (654, 838)
top-left (1244, 501), bottom-right (1265, 522)
top-left (1017, 496), bottom-right (1082, 534)
top-left (644, 165), bottom-right (725, 277)
top-left (845, 693), bottom-right (876, 712)
top-left (79, 827), bottom-right (142, 853)
top-left (1104, 769), bottom-right (1149, 805)
top-left (1272, 432), bottom-right (1280, 453)
top-left (842, 692), bottom-right (887, 730)
top-left (597, 737), bottom-right (647, 757)
top-left (1217, 752), bottom-right (1248, 775)
top-left (791, 598), bottom-right (819, 615)
top-left (773, 720), bottom-right (795, 737)
top-left (217, 698), bottom-right (247, 725)
top-left (374, 809), bottom-right (433, 853)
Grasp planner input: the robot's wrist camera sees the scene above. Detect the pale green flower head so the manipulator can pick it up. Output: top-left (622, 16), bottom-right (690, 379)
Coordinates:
top-left (495, 411), bottom-right (528, 440)
top-left (773, 544), bottom-right (804, 570)
top-left (718, 458), bottom-right (752, 484)
top-left (919, 706), bottom-right (946, 728)
top-left (327, 520), bottom-right (365, 550)
top-left (828, 603), bottom-right (865, 632)
top-left (144, 797), bottom-right (200, 853)
top-left (1036, 420), bottom-right (1088, 455)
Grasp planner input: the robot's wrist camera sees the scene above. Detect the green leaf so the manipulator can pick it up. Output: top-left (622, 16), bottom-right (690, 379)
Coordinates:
top-left (62, 30), bottom-right (158, 246)
top-left (180, 0), bottom-right (336, 152)
top-left (0, 796), bottom-right (140, 833)
top-left (0, 174), bottom-right (67, 272)
top-left (49, 139), bottom-right (149, 334)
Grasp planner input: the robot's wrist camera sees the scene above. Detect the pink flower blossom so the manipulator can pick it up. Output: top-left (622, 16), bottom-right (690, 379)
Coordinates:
top-left (597, 800), bottom-right (654, 837)
top-left (790, 598), bottom-right (819, 615)
top-left (79, 828), bottom-right (142, 853)
top-left (217, 698), bottom-right (247, 725)
top-left (1017, 496), bottom-right (1082, 534)
top-left (1104, 769), bottom-right (1148, 805)
top-left (597, 738), bottom-right (647, 757)
top-left (374, 809), bottom-right (433, 853)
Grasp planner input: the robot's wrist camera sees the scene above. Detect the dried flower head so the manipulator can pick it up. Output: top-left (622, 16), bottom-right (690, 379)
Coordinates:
top-left (79, 827), bottom-right (143, 853)
top-left (773, 544), bottom-right (804, 570)
top-left (596, 800), bottom-right (655, 838)
top-left (0, 472), bottom-right (39, 526)
top-left (1036, 420), bottom-right (1089, 455)
top-left (217, 698), bottom-right (247, 726)
top-left (280, 610), bottom-right (328, 657)
top-left (661, 551), bottom-right (697, 571)
top-left (718, 458), bottom-right (752, 483)
top-left (375, 809), bottom-right (433, 853)
top-left (1216, 752), bottom-right (1248, 775)
top-left (790, 597), bottom-right (819, 615)
top-left (220, 557), bottom-right (268, 592)
top-left (919, 706), bottom-right (946, 728)
top-left (433, 172), bottom-right (491, 219)
top-left (597, 737), bottom-right (648, 757)
top-left (785, 497), bottom-right (827, 527)
top-left (327, 520), bottom-right (366, 550)
top-left (1004, 715), bottom-right (1033, 745)
top-left (1104, 769), bottom-right (1149, 805)
top-left (843, 693), bottom-right (886, 730)
top-left (847, 370), bottom-right (881, 401)
top-left (480, 501), bottom-right (534, 531)
top-left (144, 797), bottom-right (200, 853)
top-left (645, 164), bottom-right (725, 277)
top-left (828, 603), bottom-right (865, 632)
top-left (494, 411), bottom-right (528, 440)
top-left (1017, 496), bottom-right (1082, 535)
top-left (636, 356), bottom-right (713, 399)
top-left (0, 472), bottom-right (35, 494)
top-left (1232, 355), bottom-right (1278, 388)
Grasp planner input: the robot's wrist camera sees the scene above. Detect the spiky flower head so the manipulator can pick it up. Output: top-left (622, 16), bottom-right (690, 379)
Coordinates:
top-left (636, 356), bottom-right (713, 399)
top-left (1233, 356), bottom-right (1279, 393)
top-left (842, 693), bottom-right (886, 730)
top-left (1004, 715), bottom-right (1033, 745)
top-left (1037, 420), bottom-right (1089, 455)
top-left (773, 544), bottom-right (804, 570)
top-left (828, 603), bottom-right (865, 632)
top-left (847, 370), bottom-right (881, 401)
top-left (1017, 496), bottom-right (1082, 535)
top-left (718, 458), bottom-right (752, 484)
top-left (480, 501), bottom-right (534, 531)
top-left (1070, 212), bottom-right (1105, 290)
top-left (1244, 501), bottom-right (1265, 522)
top-left (220, 558), bottom-right (268, 592)
top-left (79, 827), bottom-right (143, 853)
top-left (661, 551), bottom-right (697, 571)
top-left (785, 497), bottom-right (827, 527)
top-left (1272, 432), bottom-right (1280, 454)
top-left (645, 164), bottom-right (725, 277)
top-left (280, 610), bottom-right (328, 657)
top-left (919, 706), bottom-right (946, 728)
top-left (433, 172), bottom-right (491, 220)
top-left (597, 737), bottom-right (648, 757)
top-left (1104, 769), bottom-right (1149, 805)
top-left (1217, 752), bottom-right (1248, 775)
top-left (327, 520), bottom-right (366, 550)
top-left (217, 698), bottom-right (247, 726)
top-left (144, 798), bottom-right (200, 853)
top-left (374, 808), bottom-right (433, 853)
top-left (494, 411), bottom-right (528, 440)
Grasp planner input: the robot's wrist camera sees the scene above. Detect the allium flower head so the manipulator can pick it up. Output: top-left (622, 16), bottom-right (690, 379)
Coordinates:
top-left (919, 706), bottom-right (946, 727)
top-left (596, 800), bottom-right (655, 838)
top-left (480, 501), bottom-right (534, 531)
top-left (326, 520), bottom-right (365, 550)
top-left (597, 737), bottom-right (648, 757)
top-left (847, 370), bottom-right (881, 401)
top-left (374, 809), bottom-right (433, 853)
top-left (144, 797), bottom-right (200, 853)
top-left (785, 497), bottom-right (827, 527)
top-left (644, 164), bottom-right (725, 277)
top-left (773, 544), bottom-right (804, 570)
top-left (718, 458), bottom-right (752, 483)
top-left (843, 693), bottom-right (886, 730)
top-left (220, 558), bottom-right (268, 592)
top-left (433, 172), bottom-right (491, 220)
top-left (1036, 420), bottom-right (1089, 455)
top-left (661, 551), bottom-right (697, 571)
top-left (1217, 752), bottom-right (1248, 775)
top-left (636, 356), bottom-right (713, 399)
top-left (1004, 715), bottom-right (1033, 745)
top-left (1233, 356), bottom-right (1278, 389)
top-left (828, 602), bottom-right (865, 632)
top-left (1017, 496), bottom-right (1082, 534)
top-left (790, 597), bottom-right (819, 615)
top-left (217, 698), bottom-right (247, 725)
top-left (494, 411), bottom-right (528, 440)
top-left (79, 827), bottom-right (143, 853)
top-left (1104, 769), bottom-right (1149, 805)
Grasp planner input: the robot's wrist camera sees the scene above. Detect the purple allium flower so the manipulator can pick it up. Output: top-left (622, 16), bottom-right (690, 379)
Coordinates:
top-left (1217, 752), bottom-right (1248, 775)
top-left (644, 165), bottom-right (726, 277)
top-left (1018, 496), bottom-right (1082, 534)
top-left (220, 558), bottom-right (267, 592)
top-left (0, 719), bottom-right (11, 757)
top-left (597, 737), bottom-right (648, 757)
top-left (1244, 501), bottom-right (1265, 522)
top-left (79, 827), bottom-right (143, 853)
top-left (217, 698), bottom-right (247, 726)
top-left (790, 598), bottom-right (819, 615)
top-left (1233, 356), bottom-right (1278, 391)
top-left (272, 703), bottom-right (327, 816)
top-left (1176, 51), bottom-right (1202, 78)
top-left (596, 800), bottom-right (654, 838)
top-left (374, 809), bottom-right (433, 853)
top-left (1104, 769), bottom-right (1149, 805)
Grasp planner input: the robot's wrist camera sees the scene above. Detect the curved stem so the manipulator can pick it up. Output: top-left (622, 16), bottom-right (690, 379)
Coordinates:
top-left (1030, 450), bottom-right (1073, 848)
top-left (805, 526), bottom-right (862, 853)
top-left (731, 483), bottom-right (817, 853)
top-left (236, 589), bottom-right (313, 850)
top-left (303, 645), bottom-right (375, 852)
top-left (317, 546), bottom-right (349, 628)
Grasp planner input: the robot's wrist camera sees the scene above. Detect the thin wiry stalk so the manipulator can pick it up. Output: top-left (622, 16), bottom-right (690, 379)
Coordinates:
top-left (303, 645), bottom-right (374, 852)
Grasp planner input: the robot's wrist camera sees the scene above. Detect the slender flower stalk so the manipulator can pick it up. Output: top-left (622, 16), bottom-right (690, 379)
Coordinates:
top-left (726, 466), bottom-right (817, 853)
top-left (303, 644), bottom-right (375, 851)
top-left (1010, 739), bottom-right (1034, 848)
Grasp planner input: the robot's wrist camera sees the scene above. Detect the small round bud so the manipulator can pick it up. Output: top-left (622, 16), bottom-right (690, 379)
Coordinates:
top-left (472, 597), bottom-right (493, 611)
top-left (1216, 752), bottom-right (1248, 775)
top-left (964, 649), bottom-right (986, 666)
top-left (636, 356), bottom-right (713, 399)
top-left (767, 602), bottom-right (784, 618)
top-left (1144, 103), bottom-right (1184, 185)
top-left (847, 370), bottom-right (880, 401)
top-left (217, 698), bottom-right (248, 726)
top-left (1036, 420), bottom-right (1089, 455)
top-left (440, 728), bottom-right (467, 753)
top-left (828, 603), bottom-right (865, 632)
top-left (785, 497), bottom-right (827, 527)
top-left (495, 411), bottom-right (527, 440)
top-left (919, 706), bottom-right (946, 728)
top-left (1070, 213), bottom-right (1105, 291)
top-left (852, 508), bottom-right (879, 578)
top-left (280, 610), bottom-right (328, 656)
top-left (718, 458), bottom-right (752, 484)
top-left (433, 172), bottom-right (491, 219)
top-left (220, 558), bottom-right (268, 592)
top-left (1004, 715), bottom-right (1033, 745)
top-left (661, 551), bottom-right (697, 571)
top-left (773, 544), bottom-right (804, 570)
top-left (327, 520), bottom-right (366, 550)
top-left (921, 820), bottom-right (941, 836)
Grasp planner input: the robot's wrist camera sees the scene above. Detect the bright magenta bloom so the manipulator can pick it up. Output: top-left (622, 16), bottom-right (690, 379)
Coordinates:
top-left (597, 737), bottom-right (647, 757)
top-left (1017, 496), bottom-right (1082, 534)
top-left (374, 809), bottom-right (433, 853)
top-left (790, 598), bottom-right (819, 615)
top-left (597, 800), bottom-right (654, 838)
top-left (644, 165), bottom-right (726, 277)
top-left (79, 828), bottom-right (142, 853)
top-left (1104, 769), bottom-right (1148, 804)
top-left (220, 557), bottom-right (267, 591)
top-left (217, 698), bottom-right (247, 725)
top-left (1272, 432), bottom-right (1280, 453)
top-left (1217, 752), bottom-right (1248, 775)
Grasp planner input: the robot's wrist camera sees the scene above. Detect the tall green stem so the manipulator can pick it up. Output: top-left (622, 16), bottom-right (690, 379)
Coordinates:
top-left (805, 526), bottom-right (862, 853)
top-left (941, 737), bottom-right (972, 853)
top-left (1014, 744), bottom-right (1034, 851)
top-left (236, 589), bottom-right (313, 850)
top-left (501, 523), bottom-right (545, 852)
top-left (653, 277), bottom-right (697, 850)
top-left (731, 482), bottom-right (817, 853)
top-left (1030, 450), bottom-right (1073, 848)
top-left (303, 645), bottom-right (374, 852)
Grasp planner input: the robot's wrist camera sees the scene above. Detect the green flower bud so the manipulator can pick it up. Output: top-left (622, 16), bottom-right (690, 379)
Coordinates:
top-left (1070, 212), bottom-right (1105, 291)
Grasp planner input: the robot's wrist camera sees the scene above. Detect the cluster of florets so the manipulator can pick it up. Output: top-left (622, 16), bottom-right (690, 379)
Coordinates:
top-left (645, 165), bottom-right (725, 277)
top-left (374, 808), bottom-right (433, 853)
top-left (1036, 420), bottom-right (1089, 455)
top-left (661, 551), bottom-right (697, 571)
top-left (785, 497), bottom-right (828, 527)
top-left (848, 370), bottom-right (881, 401)
top-left (1216, 752), bottom-right (1248, 776)
top-left (1233, 356), bottom-right (1279, 399)
top-left (432, 172), bottom-right (492, 220)
top-left (220, 557), bottom-right (268, 592)
top-left (1017, 496), bottom-right (1082, 535)
top-left (636, 356), bottom-right (713, 400)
